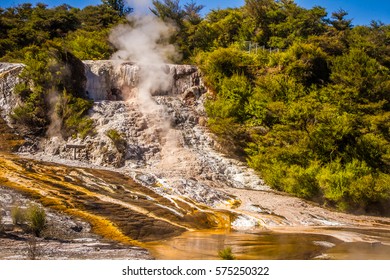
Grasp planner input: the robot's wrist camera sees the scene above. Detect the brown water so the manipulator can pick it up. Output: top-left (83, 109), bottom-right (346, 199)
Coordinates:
top-left (147, 229), bottom-right (390, 260)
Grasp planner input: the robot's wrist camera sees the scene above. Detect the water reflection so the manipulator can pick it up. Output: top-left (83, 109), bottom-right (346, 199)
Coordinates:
top-left (147, 229), bottom-right (390, 260)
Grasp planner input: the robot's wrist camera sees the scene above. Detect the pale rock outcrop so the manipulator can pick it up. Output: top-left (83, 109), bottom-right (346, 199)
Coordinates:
top-left (0, 63), bottom-right (24, 122)
top-left (83, 60), bottom-right (201, 101)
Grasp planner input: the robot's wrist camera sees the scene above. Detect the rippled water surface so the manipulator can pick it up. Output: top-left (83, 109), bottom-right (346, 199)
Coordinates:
top-left (147, 229), bottom-right (390, 260)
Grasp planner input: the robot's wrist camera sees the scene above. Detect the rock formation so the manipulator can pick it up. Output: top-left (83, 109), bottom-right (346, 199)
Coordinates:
top-left (0, 63), bottom-right (23, 122)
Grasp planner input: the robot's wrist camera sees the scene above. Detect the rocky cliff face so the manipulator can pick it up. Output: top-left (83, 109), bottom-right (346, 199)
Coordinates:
top-left (84, 60), bottom-right (201, 101)
top-left (0, 63), bottom-right (23, 122)
top-left (86, 61), bottom-right (266, 187)
top-left (53, 61), bottom-right (267, 207)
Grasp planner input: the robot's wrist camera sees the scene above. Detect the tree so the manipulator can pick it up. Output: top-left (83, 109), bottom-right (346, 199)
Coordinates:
top-left (183, 0), bottom-right (204, 24)
top-left (243, 0), bottom-right (278, 45)
top-left (150, 0), bottom-right (185, 27)
top-left (102, 0), bottom-right (132, 17)
top-left (328, 9), bottom-right (353, 31)
top-left (66, 29), bottom-right (113, 60)
top-left (150, 0), bottom-right (205, 60)
top-left (77, 4), bottom-right (124, 31)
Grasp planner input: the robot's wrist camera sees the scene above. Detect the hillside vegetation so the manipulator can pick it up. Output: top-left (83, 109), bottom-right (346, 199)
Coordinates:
top-left (1, 0), bottom-right (389, 214)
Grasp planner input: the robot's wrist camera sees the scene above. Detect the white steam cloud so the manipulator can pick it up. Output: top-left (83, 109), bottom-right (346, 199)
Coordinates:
top-left (109, 0), bottom-right (182, 164)
top-left (129, 0), bottom-right (152, 15)
top-left (109, 0), bottom-right (180, 114)
top-left (109, 15), bottom-right (178, 65)
top-left (46, 89), bottom-right (62, 139)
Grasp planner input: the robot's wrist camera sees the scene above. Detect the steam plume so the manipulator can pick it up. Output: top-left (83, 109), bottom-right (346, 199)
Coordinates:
top-left (109, 0), bottom-right (180, 113)
top-left (109, 0), bottom-right (182, 164)
top-left (46, 89), bottom-right (62, 139)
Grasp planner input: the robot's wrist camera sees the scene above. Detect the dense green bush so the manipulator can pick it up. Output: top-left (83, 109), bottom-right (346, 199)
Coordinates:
top-left (65, 29), bottom-right (113, 60)
top-left (26, 204), bottom-right (46, 237)
top-left (205, 74), bottom-right (252, 156)
top-left (0, 2), bottom-right (124, 61)
top-left (196, 47), bottom-right (252, 90)
top-left (317, 160), bottom-right (390, 212)
top-left (56, 90), bottom-right (94, 138)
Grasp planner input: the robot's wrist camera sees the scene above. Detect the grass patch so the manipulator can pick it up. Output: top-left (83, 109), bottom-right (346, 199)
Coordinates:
top-left (11, 205), bottom-right (26, 225)
top-left (218, 246), bottom-right (235, 260)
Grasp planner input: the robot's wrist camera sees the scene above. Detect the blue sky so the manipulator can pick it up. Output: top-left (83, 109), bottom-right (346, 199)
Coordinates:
top-left (295, 0), bottom-right (390, 25)
top-left (1, 0), bottom-right (389, 25)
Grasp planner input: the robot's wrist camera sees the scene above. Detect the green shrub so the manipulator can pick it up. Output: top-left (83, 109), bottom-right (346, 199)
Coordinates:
top-left (196, 47), bottom-right (251, 90)
top-left (106, 129), bottom-right (122, 142)
top-left (106, 129), bottom-right (127, 152)
top-left (11, 206), bottom-right (26, 225)
top-left (65, 29), bottom-right (113, 60)
top-left (317, 160), bottom-right (390, 211)
top-left (248, 156), bottom-right (321, 199)
top-left (277, 42), bottom-right (330, 86)
top-left (26, 204), bottom-right (46, 237)
top-left (204, 74), bottom-right (253, 156)
top-left (56, 90), bottom-right (94, 138)
top-left (205, 78), bottom-right (251, 125)
top-left (282, 163), bottom-right (321, 199)
top-left (218, 246), bottom-right (235, 260)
